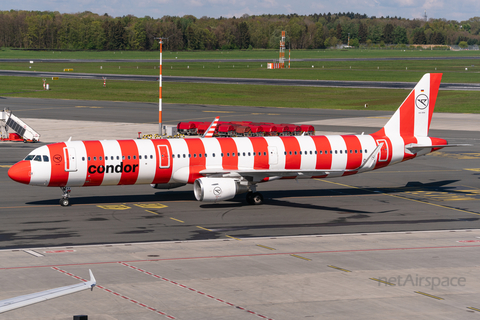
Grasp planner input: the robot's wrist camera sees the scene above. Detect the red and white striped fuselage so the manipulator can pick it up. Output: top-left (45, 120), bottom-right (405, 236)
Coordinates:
top-left (8, 73), bottom-right (451, 205)
top-left (15, 133), bottom-right (444, 188)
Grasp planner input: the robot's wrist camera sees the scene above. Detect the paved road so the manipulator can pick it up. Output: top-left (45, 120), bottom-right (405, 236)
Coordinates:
top-left (2, 69), bottom-right (480, 90)
top-left (0, 98), bottom-right (478, 250)
top-left (1, 56), bottom-right (479, 63)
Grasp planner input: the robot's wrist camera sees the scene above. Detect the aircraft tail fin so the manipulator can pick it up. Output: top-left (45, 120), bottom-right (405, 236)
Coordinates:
top-left (377, 73), bottom-right (442, 138)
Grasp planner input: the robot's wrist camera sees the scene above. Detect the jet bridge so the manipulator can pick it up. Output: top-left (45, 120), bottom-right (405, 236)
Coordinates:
top-left (0, 108), bottom-right (40, 142)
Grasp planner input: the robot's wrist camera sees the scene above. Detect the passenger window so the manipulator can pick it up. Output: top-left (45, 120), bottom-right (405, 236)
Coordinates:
top-left (205, 154), bottom-right (207, 158)
top-left (150, 155), bottom-right (153, 159)
top-left (339, 150), bottom-right (342, 154)
top-left (294, 151), bottom-right (297, 155)
top-left (172, 154), bottom-right (175, 158)
top-left (233, 153), bottom-right (236, 156)
top-left (355, 150), bottom-right (358, 153)
top-left (330, 150), bottom-right (333, 154)
top-left (134, 156), bottom-right (136, 160)
top-left (198, 154), bottom-right (201, 158)
top-left (82, 157), bottom-right (85, 161)
top-left (212, 153), bottom-right (215, 157)
top-left (100, 156), bottom-right (103, 160)
top-left (221, 153), bottom-right (224, 157)
top-left (183, 154), bottom-right (186, 158)
top-left (128, 156), bottom-right (131, 160)
top-left (284, 151), bottom-right (287, 155)
top-left (43, 155), bottom-right (49, 162)
top-left (94, 157), bottom-right (97, 161)
top-left (227, 153), bottom-right (230, 157)
top-left (365, 149), bottom-right (367, 153)
top-left (117, 156), bottom-right (120, 160)
top-left (360, 150), bottom-right (363, 153)
top-left (264, 152), bottom-right (266, 156)
top-left (88, 157), bottom-right (91, 161)
top-left (188, 154), bottom-right (191, 158)
top-left (289, 151), bottom-right (292, 155)
top-left (243, 152), bottom-right (246, 156)
top-left (122, 156), bottom-right (125, 160)
top-left (345, 150), bottom-right (348, 154)
top-left (139, 155), bottom-right (142, 159)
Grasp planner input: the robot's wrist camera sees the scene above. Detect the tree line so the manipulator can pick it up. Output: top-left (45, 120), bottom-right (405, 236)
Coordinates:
top-left (0, 10), bottom-right (479, 51)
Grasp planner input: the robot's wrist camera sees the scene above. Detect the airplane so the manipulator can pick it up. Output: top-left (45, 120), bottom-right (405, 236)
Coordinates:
top-left (8, 73), bottom-right (460, 206)
top-left (0, 270), bottom-right (95, 313)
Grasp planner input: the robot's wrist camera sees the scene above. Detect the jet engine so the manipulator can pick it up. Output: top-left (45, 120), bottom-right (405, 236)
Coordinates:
top-left (193, 178), bottom-right (248, 202)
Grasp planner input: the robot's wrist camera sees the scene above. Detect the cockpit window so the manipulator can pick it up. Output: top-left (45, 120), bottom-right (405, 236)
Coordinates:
top-left (24, 155), bottom-right (35, 161)
top-left (34, 155), bottom-right (42, 161)
top-left (43, 155), bottom-right (49, 162)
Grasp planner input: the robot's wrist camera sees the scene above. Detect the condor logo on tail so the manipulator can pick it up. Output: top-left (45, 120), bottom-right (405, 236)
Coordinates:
top-left (416, 94), bottom-right (429, 110)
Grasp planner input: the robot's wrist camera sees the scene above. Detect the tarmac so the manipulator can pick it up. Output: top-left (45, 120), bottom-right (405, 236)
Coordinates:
top-left (1, 230), bottom-right (480, 319)
top-left (1, 98), bottom-right (479, 319)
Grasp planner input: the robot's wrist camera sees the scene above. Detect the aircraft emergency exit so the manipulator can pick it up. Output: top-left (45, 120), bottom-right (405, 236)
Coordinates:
top-left (8, 74), bottom-right (458, 206)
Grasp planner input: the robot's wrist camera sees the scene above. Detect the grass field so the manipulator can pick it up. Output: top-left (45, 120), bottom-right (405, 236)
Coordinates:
top-left (1, 47), bottom-right (480, 60)
top-left (1, 76), bottom-right (478, 113)
top-left (1, 48), bottom-right (479, 112)
top-left (2, 57), bottom-right (479, 83)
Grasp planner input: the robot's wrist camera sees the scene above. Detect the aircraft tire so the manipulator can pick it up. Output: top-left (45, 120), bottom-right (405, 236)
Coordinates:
top-left (59, 198), bottom-right (70, 207)
top-left (246, 192), bottom-right (263, 205)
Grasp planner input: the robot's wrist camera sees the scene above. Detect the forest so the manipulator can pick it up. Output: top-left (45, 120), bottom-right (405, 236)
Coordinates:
top-left (0, 10), bottom-right (479, 51)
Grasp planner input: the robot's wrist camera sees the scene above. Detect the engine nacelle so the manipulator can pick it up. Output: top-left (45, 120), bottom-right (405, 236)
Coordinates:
top-left (194, 178), bottom-right (247, 202)
top-left (150, 183), bottom-right (186, 189)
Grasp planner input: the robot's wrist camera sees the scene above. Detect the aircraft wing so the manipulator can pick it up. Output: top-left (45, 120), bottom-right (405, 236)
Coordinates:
top-left (405, 143), bottom-right (471, 154)
top-left (201, 143), bottom-right (384, 182)
top-left (0, 269), bottom-right (96, 314)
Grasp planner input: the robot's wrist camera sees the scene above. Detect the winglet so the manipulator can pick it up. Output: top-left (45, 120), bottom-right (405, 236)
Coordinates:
top-left (357, 142), bottom-right (383, 171)
top-left (88, 269), bottom-right (96, 290)
top-left (203, 117), bottom-right (219, 138)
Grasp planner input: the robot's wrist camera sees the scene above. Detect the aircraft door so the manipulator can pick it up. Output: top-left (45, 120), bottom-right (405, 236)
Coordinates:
top-left (268, 146), bottom-right (278, 165)
top-left (158, 145), bottom-right (171, 168)
top-left (63, 147), bottom-right (77, 172)
top-left (376, 139), bottom-right (389, 162)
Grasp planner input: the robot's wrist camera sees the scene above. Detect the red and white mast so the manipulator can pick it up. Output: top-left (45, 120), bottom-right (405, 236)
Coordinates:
top-left (155, 37), bottom-right (164, 135)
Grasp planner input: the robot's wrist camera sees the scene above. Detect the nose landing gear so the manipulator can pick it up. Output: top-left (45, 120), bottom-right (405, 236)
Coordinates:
top-left (60, 187), bottom-right (71, 206)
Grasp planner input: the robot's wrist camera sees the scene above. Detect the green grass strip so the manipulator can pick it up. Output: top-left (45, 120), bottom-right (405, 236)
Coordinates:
top-left (1, 76), bottom-right (478, 113)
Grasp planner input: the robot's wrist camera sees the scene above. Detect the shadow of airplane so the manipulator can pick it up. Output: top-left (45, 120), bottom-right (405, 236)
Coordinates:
top-left (25, 180), bottom-right (468, 211)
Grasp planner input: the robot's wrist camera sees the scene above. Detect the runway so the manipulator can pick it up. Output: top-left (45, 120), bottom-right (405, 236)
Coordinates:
top-left (2, 69), bottom-right (480, 91)
top-left (1, 97), bottom-right (480, 319)
top-left (1, 56), bottom-right (479, 63)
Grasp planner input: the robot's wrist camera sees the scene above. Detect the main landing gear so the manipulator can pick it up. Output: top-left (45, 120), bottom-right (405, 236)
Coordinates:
top-left (59, 187), bottom-right (71, 206)
top-left (246, 192), bottom-right (263, 205)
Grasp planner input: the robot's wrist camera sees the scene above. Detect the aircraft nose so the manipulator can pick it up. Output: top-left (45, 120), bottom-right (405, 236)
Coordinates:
top-left (8, 160), bottom-right (32, 185)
